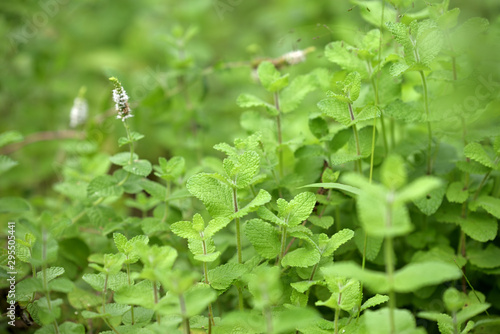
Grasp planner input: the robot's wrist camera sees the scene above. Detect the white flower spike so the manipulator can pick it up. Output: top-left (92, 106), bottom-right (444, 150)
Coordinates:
top-left (109, 77), bottom-right (133, 121)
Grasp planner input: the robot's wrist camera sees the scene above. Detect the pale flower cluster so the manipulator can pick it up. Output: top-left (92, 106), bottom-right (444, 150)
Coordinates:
top-left (112, 82), bottom-right (133, 121)
top-left (69, 97), bottom-right (88, 128)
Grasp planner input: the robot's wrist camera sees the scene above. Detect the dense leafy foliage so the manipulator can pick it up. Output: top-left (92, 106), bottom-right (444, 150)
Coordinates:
top-left (2, 1), bottom-right (500, 333)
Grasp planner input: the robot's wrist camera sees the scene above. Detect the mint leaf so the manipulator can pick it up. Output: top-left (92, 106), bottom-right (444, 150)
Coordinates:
top-left (317, 98), bottom-right (351, 126)
top-left (393, 261), bottom-right (461, 292)
top-left (468, 244), bottom-right (500, 269)
top-left (322, 228), bottom-right (355, 257)
top-left (282, 245), bottom-right (321, 268)
top-left (236, 93), bottom-right (279, 116)
top-left (110, 152), bottom-right (138, 166)
top-left (208, 263), bottom-right (247, 290)
top-left (361, 294), bottom-right (389, 311)
top-left (0, 155), bottom-right (18, 174)
top-left (234, 189), bottom-right (271, 219)
top-left (324, 41), bottom-right (367, 77)
top-left (257, 61), bottom-right (289, 92)
top-left (245, 219), bottom-right (280, 259)
top-left (464, 142), bottom-right (496, 169)
top-left (87, 175), bottom-right (123, 198)
top-left (0, 131), bottom-right (23, 148)
top-left (281, 192), bottom-right (317, 226)
top-left (123, 159), bottom-right (152, 177)
top-left (281, 74), bottom-right (316, 113)
top-left (446, 181), bottom-right (469, 203)
top-left (472, 196), bottom-right (500, 219)
top-left (171, 220), bottom-right (201, 240)
top-left (187, 173), bottom-right (233, 218)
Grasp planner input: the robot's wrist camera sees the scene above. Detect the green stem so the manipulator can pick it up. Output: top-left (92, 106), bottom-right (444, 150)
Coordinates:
top-left (279, 226), bottom-right (288, 266)
top-left (103, 274), bottom-right (109, 314)
top-left (232, 187), bottom-right (244, 310)
top-left (126, 262), bottom-right (135, 324)
top-left (232, 188), bottom-right (242, 264)
top-left (161, 181), bottom-right (171, 223)
top-left (334, 306), bottom-right (340, 334)
top-left (419, 70), bottom-right (433, 175)
top-left (274, 92), bottom-right (283, 177)
top-left (179, 294), bottom-right (190, 334)
top-left (122, 119), bottom-right (135, 164)
top-left (384, 193), bottom-right (396, 334)
top-left (153, 280), bottom-right (160, 324)
top-left (202, 240), bottom-right (215, 333)
top-left (42, 230), bottom-right (60, 334)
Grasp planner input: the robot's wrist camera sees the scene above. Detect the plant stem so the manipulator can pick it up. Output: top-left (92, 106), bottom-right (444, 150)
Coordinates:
top-left (103, 274), bottom-right (109, 313)
top-left (334, 306), bottom-right (340, 334)
top-left (202, 240), bottom-right (215, 333)
top-left (42, 230), bottom-right (60, 334)
top-left (126, 262), bottom-right (135, 324)
top-left (274, 92), bottom-right (283, 177)
top-left (419, 70), bottom-right (433, 175)
top-left (232, 187), bottom-right (244, 310)
top-left (153, 280), bottom-right (160, 324)
top-left (179, 294), bottom-right (190, 334)
top-left (232, 188), bottom-right (242, 264)
top-left (384, 194), bottom-right (396, 334)
top-left (279, 226), bottom-right (288, 266)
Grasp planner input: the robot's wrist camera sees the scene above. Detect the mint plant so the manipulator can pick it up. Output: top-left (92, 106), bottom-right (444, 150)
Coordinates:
top-left (2, 1), bottom-right (500, 334)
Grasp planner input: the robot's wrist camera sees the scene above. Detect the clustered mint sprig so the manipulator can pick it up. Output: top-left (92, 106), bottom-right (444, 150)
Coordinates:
top-left (110, 76), bottom-right (133, 121)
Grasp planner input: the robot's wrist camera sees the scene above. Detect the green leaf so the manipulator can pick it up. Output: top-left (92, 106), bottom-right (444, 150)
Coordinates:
top-left (155, 156), bottom-right (185, 181)
top-left (59, 321), bottom-right (85, 334)
top-left (468, 244), bottom-right (500, 269)
top-left (138, 179), bottom-right (166, 200)
top-left (184, 285), bottom-right (218, 317)
top-left (171, 220), bottom-right (201, 240)
top-left (321, 262), bottom-right (389, 293)
top-left (324, 41), bottom-right (367, 77)
top-left (322, 228), bottom-right (355, 257)
top-left (114, 280), bottom-right (154, 308)
top-left (393, 261), bottom-right (461, 292)
top-left (317, 98), bottom-right (351, 126)
top-left (0, 131), bottom-right (23, 148)
top-left (87, 175), bottom-right (123, 198)
top-left (456, 303), bottom-right (490, 325)
top-left (187, 173), bottom-right (233, 218)
top-left (446, 181), bottom-right (469, 203)
top-left (257, 61), bottom-right (289, 92)
top-left (436, 209), bottom-right (498, 242)
top-left (36, 267), bottom-right (65, 283)
top-left (437, 8), bottom-right (460, 29)
top-left (282, 192), bottom-right (317, 226)
top-left (416, 20), bottom-right (443, 65)
top-left (365, 308), bottom-right (424, 334)
top-left (82, 273), bottom-right (106, 291)
top-left (353, 1), bottom-right (397, 27)
top-left (361, 294), bottom-right (389, 311)
top-left (139, 245), bottom-right (178, 280)
top-left (464, 142), bottom-right (495, 169)
top-left (193, 251), bottom-right (220, 263)
top-left (317, 278), bottom-right (360, 312)
top-left (123, 159), bottom-right (152, 177)
top-left (234, 189), bottom-right (272, 219)
top-left (204, 217), bottom-right (231, 238)
top-left (0, 155), bottom-right (18, 174)
top-left (273, 306), bottom-right (320, 333)
top-left (397, 176), bottom-right (442, 203)
top-left (0, 197), bottom-right (30, 213)
top-left (109, 152), bottom-right (138, 166)
top-left (381, 155), bottom-right (407, 190)
top-left (413, 184), bottom-right (446, 216)
top-left (245, 219), bottom-right (280, 259)
top-left (225, 150), bottom-right (260, 189)
top-left (354, 228), bottom-right (383, 261)
top-left (208, 263), bottom-right (247, 290)
top-left (308, 216), bottom-right (334, 229)
top-left (300, 182), bottom-right (361, 196)
top-left (282, 245), bottom-right (321, 268)
top-left (344, 72), bottom-right (362, 102)
top-left (236, 93), bottom-right (278, 116)
top-left (472, 196), bottom-right (500, 219)
top-left (281, 74), bottom-right (316, 113)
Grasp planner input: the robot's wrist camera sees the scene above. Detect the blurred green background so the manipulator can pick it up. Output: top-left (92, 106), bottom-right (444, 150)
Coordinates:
top-left (1, 0), bottom-right (499, 196)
